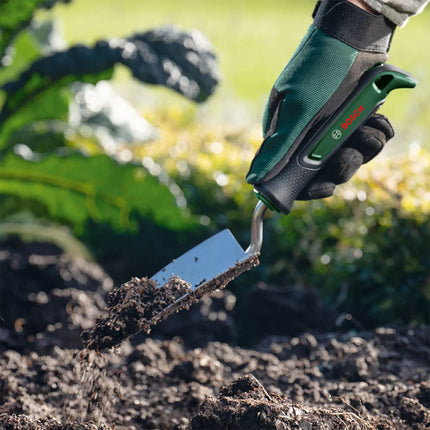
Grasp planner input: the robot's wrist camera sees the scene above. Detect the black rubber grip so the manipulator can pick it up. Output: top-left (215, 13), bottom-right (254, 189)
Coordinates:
top-left (255, 159), bottom-right (317, 214)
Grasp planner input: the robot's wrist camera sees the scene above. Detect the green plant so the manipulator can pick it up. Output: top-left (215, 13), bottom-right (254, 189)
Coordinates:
top-left (0, 0), bottom-right (220, 244)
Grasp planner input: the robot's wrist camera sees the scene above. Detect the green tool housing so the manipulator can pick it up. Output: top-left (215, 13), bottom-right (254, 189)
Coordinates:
top-left (254, 63), bottom-right (417, 214)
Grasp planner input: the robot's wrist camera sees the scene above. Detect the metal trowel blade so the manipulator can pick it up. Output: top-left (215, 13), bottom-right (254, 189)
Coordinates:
top-left (151, 229), bottom-right (248, 290)
top-left (148, 202), bottom-right (266, 325)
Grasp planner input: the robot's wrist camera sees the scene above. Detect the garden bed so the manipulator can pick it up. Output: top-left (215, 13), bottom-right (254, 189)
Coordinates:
top-left (1, 239), bottom-right (429, 429)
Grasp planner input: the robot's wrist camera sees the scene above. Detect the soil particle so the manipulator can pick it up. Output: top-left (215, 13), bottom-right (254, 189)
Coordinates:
top-left (399, 397), bottom-right (430, 429)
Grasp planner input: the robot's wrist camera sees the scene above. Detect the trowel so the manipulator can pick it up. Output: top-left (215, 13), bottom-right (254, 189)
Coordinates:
top-left (150, 64), bottom-right (416, 322)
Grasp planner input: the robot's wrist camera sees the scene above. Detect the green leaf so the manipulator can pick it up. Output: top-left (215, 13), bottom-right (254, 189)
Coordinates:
top-left (0, 26), bottom-right (219, 126)
top-left (0, 83), bottom-right (70, 148)
top-left (0, 0), bottom-right (45, 60)
top-left (0, 27), bottom-right (42, 87)
top-left (0, 151), bottom-right (194, 233)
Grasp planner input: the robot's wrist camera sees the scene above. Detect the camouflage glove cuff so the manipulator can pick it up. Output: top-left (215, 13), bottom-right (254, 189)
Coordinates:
top-left (246, 0), bottom-right (396, 186)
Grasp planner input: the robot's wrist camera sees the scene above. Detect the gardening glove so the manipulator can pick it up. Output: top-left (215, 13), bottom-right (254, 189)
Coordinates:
top-left (246, 0), bottom-right (396, 201)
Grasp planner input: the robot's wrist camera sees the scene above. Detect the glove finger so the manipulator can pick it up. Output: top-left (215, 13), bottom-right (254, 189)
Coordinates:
top-left (347, 114), bottom-right (394, 163)
top-left (297, 175), bottom-right (336, 200)
top-left (347, 125), bottom-right (386, 163)
top-left (323, 147), bottom-right (364, 185)
top-left (366, 113), bottom-right (394, 140)
top-left (298, 147), bottom-right (363, 199)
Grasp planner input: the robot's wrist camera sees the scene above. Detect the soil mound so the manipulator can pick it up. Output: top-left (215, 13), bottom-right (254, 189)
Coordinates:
top-left (0, 238), bottom-right (112, 354)
top-left (190, 374), bottom-right (392, 429)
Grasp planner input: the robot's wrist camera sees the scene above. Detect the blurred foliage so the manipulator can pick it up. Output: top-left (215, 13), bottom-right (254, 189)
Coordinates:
top-left (0, 0), bottom-right (70, 61)
top-left (0, 0), bottom-right (220, 239)
top-left (140, 105), bottom-right (430, 326)
top-left (50, 0), bottom-right (430, 135)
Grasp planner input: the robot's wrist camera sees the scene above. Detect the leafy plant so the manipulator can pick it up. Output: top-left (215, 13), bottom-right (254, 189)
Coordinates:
top-left (0, 0), bottom-right (220, 240)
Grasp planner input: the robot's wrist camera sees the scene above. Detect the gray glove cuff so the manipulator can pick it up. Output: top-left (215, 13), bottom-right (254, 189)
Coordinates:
top-left (313, 0), bottom-right (396, 53)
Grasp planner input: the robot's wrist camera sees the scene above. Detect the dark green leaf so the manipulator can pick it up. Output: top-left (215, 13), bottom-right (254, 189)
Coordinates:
top-left (0, 83), bottom-right (70, 148)
top-left (0, 26), bottom-right (219, 126)
top-left (0, 151), bottom-right (195, 233)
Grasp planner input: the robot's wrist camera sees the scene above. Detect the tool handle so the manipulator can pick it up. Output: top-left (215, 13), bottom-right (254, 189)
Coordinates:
top-left (254, 64), bottom-right (416, 214)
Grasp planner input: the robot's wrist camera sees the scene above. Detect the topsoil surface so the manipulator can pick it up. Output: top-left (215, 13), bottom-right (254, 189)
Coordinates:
top-left (1, 238), bottom-right (429, 429)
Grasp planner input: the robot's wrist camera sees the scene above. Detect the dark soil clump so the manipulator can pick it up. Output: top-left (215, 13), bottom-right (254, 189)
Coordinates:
top-left (190, 374), bottom-right (393, 429)
top-left (81, 276), bottom-right (192, 350)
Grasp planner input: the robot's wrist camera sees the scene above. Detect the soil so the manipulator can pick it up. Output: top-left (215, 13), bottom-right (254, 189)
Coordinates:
top-left (0, 238), bottom-right (112, 354)
top-left (81, 276), bottom-right (192, 350)
top-left (1, 239), bottom-right (429, 429)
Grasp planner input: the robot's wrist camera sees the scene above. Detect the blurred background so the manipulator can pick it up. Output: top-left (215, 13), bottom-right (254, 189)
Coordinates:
top-left (0, 0), bottom-right (429, 342)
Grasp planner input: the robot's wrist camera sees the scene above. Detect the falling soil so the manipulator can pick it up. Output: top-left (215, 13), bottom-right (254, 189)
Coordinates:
top-left (81, 255), bottom-right (259, 351)
top-left (1, 239), bottom-right (429, 429)
top-left (81, 276), bottom-right (192, 350)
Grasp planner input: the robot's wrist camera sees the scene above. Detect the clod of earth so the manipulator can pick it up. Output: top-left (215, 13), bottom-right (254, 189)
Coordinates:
top-left (81, 276), bottom-right (192, 350)
top-left (81, 255), bottom-right (259, 351)
top-left (190, 374), bottom-right (395, 429)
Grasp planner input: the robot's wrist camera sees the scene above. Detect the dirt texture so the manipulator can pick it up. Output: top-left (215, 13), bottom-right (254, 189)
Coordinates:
top-left (1, 239), bottom-right (429, 429)
top-left (1, 328), bottom-right (429, 429)
top-left (0, 238), bottom-right (112, 354)
top-left (81, 276), bottom-right (192, 350)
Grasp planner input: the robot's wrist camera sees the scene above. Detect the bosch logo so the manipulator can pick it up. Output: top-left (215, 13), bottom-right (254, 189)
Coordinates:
top-left (331, 129), bottom-right (342, 140)
top-left (341, 105), bottom-right (365, 130)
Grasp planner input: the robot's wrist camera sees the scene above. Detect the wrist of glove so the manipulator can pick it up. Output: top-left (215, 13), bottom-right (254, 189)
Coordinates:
top-left (246, 0), bottom-right (396, 201)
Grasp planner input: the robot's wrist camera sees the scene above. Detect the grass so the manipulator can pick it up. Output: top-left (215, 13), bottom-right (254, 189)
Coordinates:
top-left (42, 0), bottom-right (430, 147)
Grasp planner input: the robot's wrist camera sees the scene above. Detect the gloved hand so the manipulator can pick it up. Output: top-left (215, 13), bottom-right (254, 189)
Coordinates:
top-left (246, 0), bottom-right (396, 201)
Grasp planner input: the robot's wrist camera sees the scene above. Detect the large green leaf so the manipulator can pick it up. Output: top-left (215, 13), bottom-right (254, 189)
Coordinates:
top-left (0, 151), bottom-right (194, 233)
top-left (0, 26), bottom-right (219, 126)
top-left (0, 83), bottom-right (70, 149)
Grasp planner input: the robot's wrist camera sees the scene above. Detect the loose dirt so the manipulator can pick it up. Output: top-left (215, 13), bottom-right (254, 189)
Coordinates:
top-left (81, 276), bottom-right (192, 350)
top-left (1, 239), bottom-right (429, 429)
top-left (1, 328), bottom-right (429, 429)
